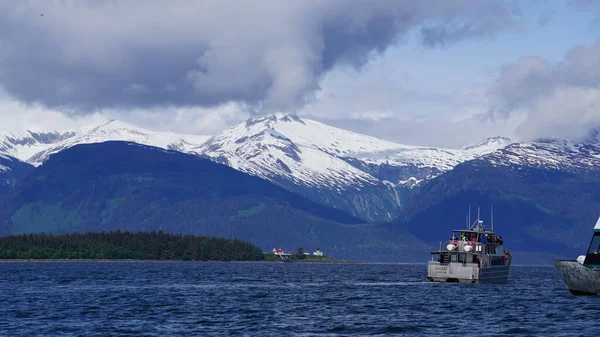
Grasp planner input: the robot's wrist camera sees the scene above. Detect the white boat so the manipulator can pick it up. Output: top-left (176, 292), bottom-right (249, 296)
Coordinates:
top-left (427, 209), bottom-right (511, 284)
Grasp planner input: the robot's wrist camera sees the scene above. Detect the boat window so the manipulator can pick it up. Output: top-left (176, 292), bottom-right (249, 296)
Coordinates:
top-left (458, 254), bottom-right (466, 263)
top-left (451, 254), bottom-right (458, 262)
top-left (586, 233), bottom-right (600, 255)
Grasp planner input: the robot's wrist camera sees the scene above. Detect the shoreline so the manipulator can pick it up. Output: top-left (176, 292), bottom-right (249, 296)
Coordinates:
top-left (0, 260), bottom-right (553, 266)
top-left (0, 259), bottom-right (356, 264)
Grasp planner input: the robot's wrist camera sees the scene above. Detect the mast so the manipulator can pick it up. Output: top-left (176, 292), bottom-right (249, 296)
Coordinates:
top-left (468, 205), bottom-right (471, 229)
top-left (476, 207), bottom-right (482, 230)
top-left (491, 205), bottom-right (494, 231)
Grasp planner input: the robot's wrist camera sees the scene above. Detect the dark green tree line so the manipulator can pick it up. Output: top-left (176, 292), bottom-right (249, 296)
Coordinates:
top-left (0, 231), bottom-right (265, 261)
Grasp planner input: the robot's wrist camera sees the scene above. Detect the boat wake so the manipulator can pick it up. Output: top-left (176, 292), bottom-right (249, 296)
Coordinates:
top-left (350, 281), bottom-right (433, 287)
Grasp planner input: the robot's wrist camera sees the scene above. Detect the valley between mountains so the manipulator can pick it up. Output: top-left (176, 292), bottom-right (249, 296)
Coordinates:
top-left (2, 114), bottom-right (599, 264)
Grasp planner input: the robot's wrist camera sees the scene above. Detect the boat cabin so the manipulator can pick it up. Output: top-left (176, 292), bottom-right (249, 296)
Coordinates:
top-left (583, 218), bottom-right (600, 267)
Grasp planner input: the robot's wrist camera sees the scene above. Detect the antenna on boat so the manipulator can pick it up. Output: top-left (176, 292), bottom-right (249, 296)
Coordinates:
top-left (491, 205), bottom-right (494, 231)
top-left (468, 205), bottom-right (471, 229)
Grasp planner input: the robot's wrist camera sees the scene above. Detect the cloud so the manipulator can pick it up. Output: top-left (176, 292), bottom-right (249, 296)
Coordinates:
top-left (0, 86), bottom-right (246, 136)
top-left (515, 86), bottom-right (600, 140)
top-left (311, 112), bottom-right (522, 148)
top-left (489, 56), bottom-right (552, 117)
top-left (488, 39), bottom-right (600, 140)
top-left (0, 0), bottom-right (514, 114)
top-left (0, 91), bottom-right (102, 132)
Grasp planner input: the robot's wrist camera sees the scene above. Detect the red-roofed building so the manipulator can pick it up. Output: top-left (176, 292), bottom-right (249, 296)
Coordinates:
top-left (273, 248), bottom-right (285, 255)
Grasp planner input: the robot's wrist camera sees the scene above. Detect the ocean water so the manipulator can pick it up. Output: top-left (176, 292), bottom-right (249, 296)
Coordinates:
top-left (0, 262), bottom-right (597, 336)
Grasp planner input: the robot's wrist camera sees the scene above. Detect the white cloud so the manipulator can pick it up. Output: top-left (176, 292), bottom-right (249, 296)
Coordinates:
top-left (0, 88), bottom-right (247, 136)
top-left (488, 39), bottom-right (600, 141)
top-left (350, 111), bottom-right (395, 121)
top-left (515, 86), bottom-right (600, 140)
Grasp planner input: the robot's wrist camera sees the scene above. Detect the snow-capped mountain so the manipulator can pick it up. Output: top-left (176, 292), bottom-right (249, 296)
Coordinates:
top-left (481, 137), bottom-right (600, 172)
top-left (197, 114), bottom-right (510, 188)
top-left (195, 113), bottom-right (511, 220)
top-left (0, 113), bottom-right (513, 221)
top-left (461, 136), bottom-right (513, 156)
top-left (197, 114), bottom-right (383, 189)
top-left (0, 120), bottom-right (210, 166)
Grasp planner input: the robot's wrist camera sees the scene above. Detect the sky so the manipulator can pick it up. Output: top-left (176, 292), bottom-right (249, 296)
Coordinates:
top-left (1, 0), bottom-right (600, 147)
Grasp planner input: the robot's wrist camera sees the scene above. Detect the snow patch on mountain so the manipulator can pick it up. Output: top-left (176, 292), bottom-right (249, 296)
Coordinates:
top-left (0, 154), bottom-right (10, 173)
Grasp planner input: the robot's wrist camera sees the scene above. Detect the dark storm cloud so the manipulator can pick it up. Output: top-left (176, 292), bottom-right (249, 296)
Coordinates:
top-left (0, 0), bottom-right (514, 113)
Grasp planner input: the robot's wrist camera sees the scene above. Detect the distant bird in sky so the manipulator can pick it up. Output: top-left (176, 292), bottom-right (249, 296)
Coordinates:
top-left (39, 13), bottom-right (44, 16)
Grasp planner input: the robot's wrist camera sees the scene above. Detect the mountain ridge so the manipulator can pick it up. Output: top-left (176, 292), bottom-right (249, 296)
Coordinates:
top-left (0, 114), bottom-right (514, 221)
top-left (0, 120), bottom-right (211, 166)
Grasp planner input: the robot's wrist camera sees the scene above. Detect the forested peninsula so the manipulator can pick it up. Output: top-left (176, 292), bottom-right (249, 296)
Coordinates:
top-left (0, 231), bottom-right (265, 261)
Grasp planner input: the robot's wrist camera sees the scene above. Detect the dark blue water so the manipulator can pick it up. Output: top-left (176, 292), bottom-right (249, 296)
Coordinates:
top-left (0, 262), bottom-right (597, 336)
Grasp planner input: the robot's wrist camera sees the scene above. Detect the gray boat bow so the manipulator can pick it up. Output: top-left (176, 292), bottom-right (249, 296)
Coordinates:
top-left (553, 260), bottom-right (600, 295)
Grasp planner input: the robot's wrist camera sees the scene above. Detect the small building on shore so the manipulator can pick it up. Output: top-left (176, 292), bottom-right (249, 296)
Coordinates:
top-left (273, 248), bottom-right (285, 255)
top-left (313, 249), bottom-right (323, 256)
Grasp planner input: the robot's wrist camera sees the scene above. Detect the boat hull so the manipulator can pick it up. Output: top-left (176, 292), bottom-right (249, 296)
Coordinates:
top-left (553, 260), bottom-right (600, 295)
top-left (427, 261), bottom-right (510, 284)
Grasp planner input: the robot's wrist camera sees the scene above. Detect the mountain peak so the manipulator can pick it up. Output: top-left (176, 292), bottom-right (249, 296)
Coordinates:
top-left (462, 136), bottom-right (512, 149)
top-left (86, 119), bottom-right (140, 132)
top-left (461, 136), bottom-right (512, 155)
top-left (245, 113), bottom-right (305, 128)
